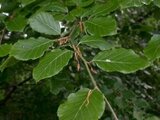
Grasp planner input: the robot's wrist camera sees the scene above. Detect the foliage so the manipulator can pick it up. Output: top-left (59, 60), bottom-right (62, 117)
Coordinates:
top-left (0, 0), bottom-right (160, 120)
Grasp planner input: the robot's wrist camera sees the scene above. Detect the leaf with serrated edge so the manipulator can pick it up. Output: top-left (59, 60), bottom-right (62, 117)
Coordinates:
top-left (29, 12), bottom-right (61, 35)
top-left (144, 35), bottom-right (160, 61)
top-left (33, 49), bottom-right (73, 81)
top-left (58, 88), bottom-right (105, 120)
top-left (93, 48), bottom-right (149, 73)
top-left (10, 37), bottom-right (53, 61)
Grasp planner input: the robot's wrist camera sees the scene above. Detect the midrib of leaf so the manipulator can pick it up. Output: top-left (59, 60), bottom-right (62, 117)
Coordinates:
top-left (80, 40), bottom-right (103, 44)
top-left (87, 21), bottom-right (106, 29)
top-left (37, 50), bottom-right (70, 76)
top-left (151, 44), bottom-right (160, 59)
top-left (21, 40), bottom-right (52, 51)
top-left (94, 59), bottom-right (140, 65)
top-left (73, 90), bottom-right (94, 120)
top-left (37, 14), bottom-right (60, 34)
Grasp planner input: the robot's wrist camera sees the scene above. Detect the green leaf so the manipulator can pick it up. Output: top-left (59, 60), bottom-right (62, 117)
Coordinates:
top-left (79, 35), bottom-right (115, 50)
top-left (0, 44), bottom-right (12, 57)
top-left (133, 110), bottom-right (144, 120)
top-left (146, 116), bottom-right (160, 120)
top-left (73, 0), bottom-right (94, 7)
top-left (10, 37), bottom-right (53, 61)
top-left (18, 0), bottom-right (35, 7)
top-left (29, 12), bottom-right (61, 35)
top-left (144, 35), bottom-right (160, 61)
top-left (5, 15), bottom-right (27, 32)
top-left (93, 48), bottom-right (149, 73)
top-left (154, 0), bottom-right (160, 8)
top-left (48, 78), bottom-right (66, 95)
top-left (0, 89), bottom-right (5, 100)
top-left (0, 56), bottom-right (17, 72)
top-left (119, 0), bottom-right (152, 8)
top-left (58, 88), bottom-right (105, 120)
top-left (84, 16), bottom-right (117, 37)
top-left (43, 2), bottom-right (68, 13)
top-left (33, 49), bottom-right (73, 81)
top-left (92, 0), bottom-right (119, 16)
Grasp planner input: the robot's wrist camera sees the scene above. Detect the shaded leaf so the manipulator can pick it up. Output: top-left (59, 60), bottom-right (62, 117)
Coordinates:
top-left (5, 15), bottom-right (27, 32)
top-left (146, 116), bottom-right (160, 120)
top-left (154, 0), bottom-right (160, 8)
top-left (119, 0), bottom-right (152, 8)
top-left (92, 0), bottom-right (119, 16)
top-left (58, 88), bottom-right (105, 120)
top-left (0, 44), bottom-right (12, 57)
top-left (73, 0), bottom-right (94, 7)
top-left (18, 0), bottom-right (35, 7)
top-left (0, 56), bottom-right (17, 72)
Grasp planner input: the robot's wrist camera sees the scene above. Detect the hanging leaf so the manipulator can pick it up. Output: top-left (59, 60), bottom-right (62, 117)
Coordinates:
top-left (10, 37), bottom-right (53, 61)
top-left (0, 44), bottom-right (12, 57)
top-left (33, 49), bottom-right (73, 81)
top-left (84, 16), bottom-right (117, 37)
top-left (93, 48), bottom-right (149, 73)
top-left (29, 12), bottom-right (61, 35)
top-left (79, 35), bottom-right (115, 50)
top-left (144, 35), bottom-right (160, 61)
top-left (58, 88), bottom-right (105, 120)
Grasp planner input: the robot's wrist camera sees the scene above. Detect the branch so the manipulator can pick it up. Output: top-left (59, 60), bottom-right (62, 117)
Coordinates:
top-left (72, 45), bottom-right (119, 120)
top-left (0, 76), bottom-right (32, 106)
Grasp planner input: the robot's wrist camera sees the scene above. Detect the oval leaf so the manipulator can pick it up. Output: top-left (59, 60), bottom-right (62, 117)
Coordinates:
top-left (58, 88), bottom-right (105, 120)
top-left (93, 48), bottom-right (149, 73)
top-left (0, 44), bottom-right (12, 57)
top-left (84, 16), bottom-right (117, 37)
top-left (33, 49), bottom-right (73, 81)
top-left (79, 35), bottom-right (114, 50)
top-left (144, 35), bottom-right (160, 61)
top-left (10, 37), bottom-right (53, 61)
top-left (29, 12), bottom-right (61, 35)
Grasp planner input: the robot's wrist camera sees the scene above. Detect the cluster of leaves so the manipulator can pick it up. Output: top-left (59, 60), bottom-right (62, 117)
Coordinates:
top-left (0, 0), bottom-right (160, 119)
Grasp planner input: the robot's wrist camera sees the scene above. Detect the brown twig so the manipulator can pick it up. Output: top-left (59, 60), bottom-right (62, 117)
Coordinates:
top-left (72, 44), bottom-right (119, 120)
top-left (0, 29), bottom-right (5, 44)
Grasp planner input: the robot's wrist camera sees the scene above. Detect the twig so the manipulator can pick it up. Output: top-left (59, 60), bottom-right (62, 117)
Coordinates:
top-left (72, 45), bottom-right (119, 120)
top-left (0, 29), bottom-right (5, 44)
